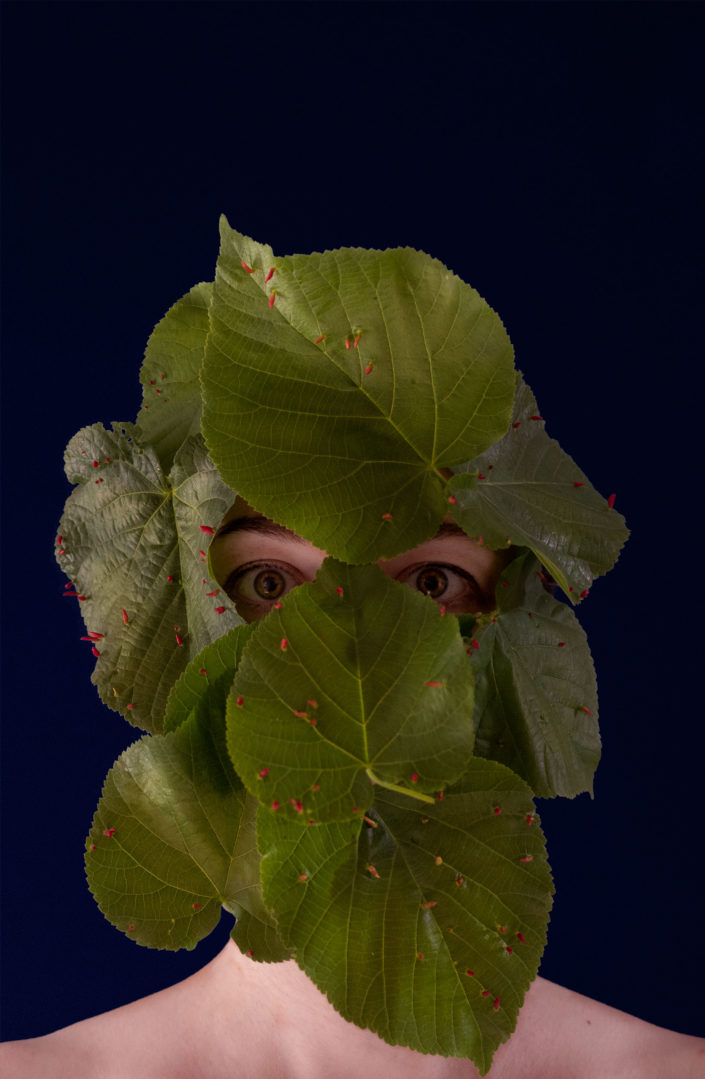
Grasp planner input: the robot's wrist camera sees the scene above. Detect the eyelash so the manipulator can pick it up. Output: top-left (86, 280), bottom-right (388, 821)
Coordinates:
top-left (225, 559), bottom-right (483, 619)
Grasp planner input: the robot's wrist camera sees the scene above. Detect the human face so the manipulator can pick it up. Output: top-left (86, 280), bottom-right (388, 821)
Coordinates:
top-left (210, 499), bottom-right (509, 623)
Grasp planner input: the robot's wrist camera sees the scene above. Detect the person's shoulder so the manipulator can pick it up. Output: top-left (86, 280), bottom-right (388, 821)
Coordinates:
top-left (0, 1029), bottom-right (99, 1079)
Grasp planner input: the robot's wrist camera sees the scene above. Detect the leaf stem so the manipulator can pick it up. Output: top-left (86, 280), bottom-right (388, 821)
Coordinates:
top-left (365, 768), bottom-right (436, 805)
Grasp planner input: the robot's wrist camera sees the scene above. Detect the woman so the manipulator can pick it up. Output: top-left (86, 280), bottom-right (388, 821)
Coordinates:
top-left (2, 223), bottom-right (703, 1077)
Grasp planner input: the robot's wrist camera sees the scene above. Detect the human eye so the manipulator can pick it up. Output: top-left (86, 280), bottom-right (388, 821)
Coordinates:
top-left (223, 560), bottom-right (307, 622)
top-left (395, 562), bottom-right (483, 614)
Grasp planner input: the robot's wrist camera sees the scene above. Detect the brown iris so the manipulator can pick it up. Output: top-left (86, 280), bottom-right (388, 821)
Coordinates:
top-left (253, 569), bottom-right (287, 599)
top-left (415, 567), bottom-right (448, 599)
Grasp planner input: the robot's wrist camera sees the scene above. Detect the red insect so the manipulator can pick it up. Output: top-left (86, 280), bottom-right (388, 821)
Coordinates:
top-left (121, 608), bottom-right (129, 625)
top-left (241, 261), bottom-right (253, 273)
top-left (607, 493), bottom-right (616, 509)
top-left (214, 606), bottom-right (226, 614)
top-left (175, 633), bottom-right (183, 646)
top-left (268, 292), bottom-right (276, 308)
top-left (199, 525), bottom-right (215, 535)
top-left (314, 334), bottom-right (325, 345)
top-left (265, 268), bottom-right (275, 283)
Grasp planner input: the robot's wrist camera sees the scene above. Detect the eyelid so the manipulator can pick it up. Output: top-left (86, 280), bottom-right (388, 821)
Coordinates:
top-left (222, 559), bottom-right (308, 597)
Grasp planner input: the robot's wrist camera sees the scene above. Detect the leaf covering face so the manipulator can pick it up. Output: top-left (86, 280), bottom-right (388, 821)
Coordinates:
top-left (56, 219), bottom-right (628, 1075)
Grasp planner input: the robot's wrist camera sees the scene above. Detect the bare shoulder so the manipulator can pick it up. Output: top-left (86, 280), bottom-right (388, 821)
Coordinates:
top-left (489, 978), bottom-right (705, 1079)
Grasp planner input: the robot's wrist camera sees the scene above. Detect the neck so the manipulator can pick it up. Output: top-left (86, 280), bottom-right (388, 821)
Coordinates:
top-left (179, 940), bottom-right (466, 1079)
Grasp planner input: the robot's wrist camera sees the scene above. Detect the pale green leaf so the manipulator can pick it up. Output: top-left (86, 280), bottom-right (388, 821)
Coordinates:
top-left (138, 282), bottom-right (213, 469)
top-left (449, 377), bottom-right (628, 598)
top-left (58, 426), bottom-right (241, 731)
top-left (258, 758), bottom-right (552, 1075)
top-left (202, 218), bottom-right (516, 563)
top-left (470, 552), bottom-right (600, 798)
top-left (227, 560), bottom-right (476, 822)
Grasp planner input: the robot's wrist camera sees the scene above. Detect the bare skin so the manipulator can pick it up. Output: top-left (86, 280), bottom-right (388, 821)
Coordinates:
top-left (2, 941), bottom-right (703, 1079)
top-left (3, 504), bottom-right (703, 1076)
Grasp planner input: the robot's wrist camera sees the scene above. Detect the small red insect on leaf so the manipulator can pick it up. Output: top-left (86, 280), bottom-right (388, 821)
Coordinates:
top-left (259, 768), bottom-right (270, 779)
top-left (127, 925), bottom-right (135, 931)
top-left (381, 513), bottom-right (392, 521)
top-left (103, 828), bottom-right (116, 838)
top-left (455, 875), bottom-right (464, 886)
top-left (289, 798), bottom-right (304, 813)
top-left (581, 706), bottom-right (594, 715)
top-left (421, 900), bottom-right (437, 909)
top-left (193, 902), bottom-right (201, 911)
top-left (498, 926), bottom-right (507, 934)
top-left (166, 575), bottom-right (173, 582)
top-left (580, 589), bottom-right (589, 598)
top-left (493, 806), bottom-right (502, 815)
top-left (236, 696), bottom-right (244, 707)
top-left (280, 637), bottom-right (288, 651)
top-left (525, 814), bottom-right (535, 826)
top-left (493, 997), bottom-right (501, 1011)
top-left (367, 864), bottom-right (381, 879)
top-left (558, 641), bottom-right (565, 647)
top-left (206, 589), bottom-right (219, 597)
top-left (364, 363), bottom-right (373, 375)
top-left (92, 646), bottom-right (101, 658)
top-left (512, 421), bottom-right (521, 429)
top-left (481, 990), bottom-right (491, 998)
top-left (435, 855), bottom-right (442, 865)
top-left (314, 334), bottom-right (325, 344)
top-left (127, 703), bottom-right (134, 711)
top-left (241, 261), bottom-right (253, 273)
top-left (298, 873), bottom-right (308, 882)
top-left (214, 606), bottom-right (226, 614)
top-left (477, 473), bottom-right (486, 480)
top-left (271, 801), bottom-right (279, 811)
top-left (465, 970), bottom-right (475, 977)
top-left (516, 931), bottom-right (527, 943)
top-left (529, 415), bottom-right (544, 422)
top-left (265, 267), bottom-right (275, 283)
top-left (175, 633), bottom-right (183, 646)
top-left (345, 336), bottom-right (351, 350)
top-left (268, 292), bottom-right (276, 308)
top-left (121, 608), bottom-right (129, 625)
top-left (199, 668), bottom-right (207, 675)
top-left (411, 773), bottom-right (419, 783)
top-left (607, 493), bottom-right (616, 509)
top-left (336, 586), bottom-right (344, 597)
top-left (574, 481), bottom-right (584, 488)
top-left (448, 495), bottom-right (458, 504)
top-left (199, 525), bottom-right (215, 535)
top-left (424, 680), bottom-right (444, 688)
top-left (519, 854), bottom-right (534, 863)
top-left (92, 461), bottom-right (99, 468)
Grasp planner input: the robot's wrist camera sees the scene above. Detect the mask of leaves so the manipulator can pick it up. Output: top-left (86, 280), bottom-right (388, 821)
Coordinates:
top-left (56, 219), bottom-right (627, 1075)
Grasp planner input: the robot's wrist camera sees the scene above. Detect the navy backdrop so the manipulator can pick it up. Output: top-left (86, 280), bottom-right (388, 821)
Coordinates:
top-left (2, 0), bottom-right (703, 1041)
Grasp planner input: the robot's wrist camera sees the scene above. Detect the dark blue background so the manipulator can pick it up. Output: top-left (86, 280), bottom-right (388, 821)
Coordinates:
top-left (2, 0), bottom-right (703, 1042)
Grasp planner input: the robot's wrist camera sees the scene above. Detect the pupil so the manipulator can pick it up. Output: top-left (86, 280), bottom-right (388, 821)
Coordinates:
top-left (254, 570), bottom-right (285, 599)
top-left (417, 568), bottom-right (447, 598)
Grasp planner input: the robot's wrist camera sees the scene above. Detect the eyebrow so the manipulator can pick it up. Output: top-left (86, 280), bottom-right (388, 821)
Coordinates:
top-left (214, 516), bottom-right (471, 543)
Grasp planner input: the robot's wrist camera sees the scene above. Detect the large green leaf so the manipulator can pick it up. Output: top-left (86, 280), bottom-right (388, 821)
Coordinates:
top-left (449, 377), bottom-right (629, 598)
top-left (201, 218), bottom-right (516, 563)
top-left (227, 560), bottom-right (476, 822)
top-left (138, 281), bottom-right (213, 469)
top-left (87, 651), bottom-right (290, 961)
top-left (258, 758), bottom-right (552, 1075)
top-left (57, 426), bottom-right (240, 731)
top-left (470, 552), bottom-right (600, 798)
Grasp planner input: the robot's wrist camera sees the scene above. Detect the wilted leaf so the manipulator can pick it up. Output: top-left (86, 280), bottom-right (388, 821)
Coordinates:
top-left (470, 552), bottom-right (600, 798)
top-left (202, 218), bottom-right (516, 563)
top-left (449, 377), bottom-right (628, 598)
top-left (58, 426), bottom-right (240, 731)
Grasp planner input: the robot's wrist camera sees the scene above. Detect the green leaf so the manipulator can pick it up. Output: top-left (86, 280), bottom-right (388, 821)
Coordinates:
top-left (138, 282), bottom-right (213, 470)
top-left (201, 218), bottom-right (516, 563)
top-left (449, 377), bottom-right (629, 598)
top-left (470, 552), bottom-right (600, 798)
top-left (164, 626), bottom-right (254, 734)
top-left (87, 670), bottom-right (290, 960)
top-left (227, 560), bottom-right (476, 822)
top-left (258, 758), bottom-right (552, 1075)
top-left (58, 426), bottom-right (240, 731)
